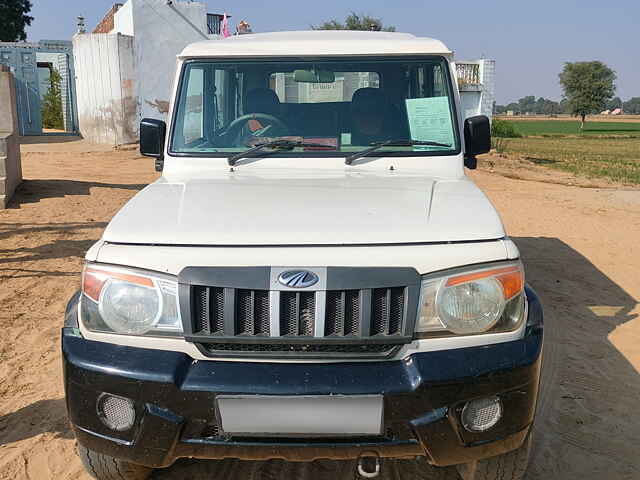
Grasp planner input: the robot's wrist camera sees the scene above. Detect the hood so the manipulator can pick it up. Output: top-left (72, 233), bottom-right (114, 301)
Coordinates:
top-left (102, 171), bottom-right (504, 246)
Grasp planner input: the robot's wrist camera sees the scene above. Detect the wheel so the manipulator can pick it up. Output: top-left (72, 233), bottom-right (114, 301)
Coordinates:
top-left (78, 444), bottom-right (153, 480)
top-left (456, 432), bottom-right (532, 480)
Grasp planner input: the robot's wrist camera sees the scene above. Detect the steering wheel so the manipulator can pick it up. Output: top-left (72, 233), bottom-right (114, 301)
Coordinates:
top-left (221, 113), bottom-right (290, 141)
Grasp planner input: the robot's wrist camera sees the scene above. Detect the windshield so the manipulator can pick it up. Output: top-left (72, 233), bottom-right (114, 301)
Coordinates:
top-left (169, 56), bottom-right (460, 157)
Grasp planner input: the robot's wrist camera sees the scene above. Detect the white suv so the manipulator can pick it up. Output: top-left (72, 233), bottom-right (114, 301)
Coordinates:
top-left (63, 31), bottom-right (543, 480)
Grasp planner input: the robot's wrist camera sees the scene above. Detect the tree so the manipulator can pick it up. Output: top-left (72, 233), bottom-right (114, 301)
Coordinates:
top-left (41, 67), bottom-right (64, 130)
top-left (559, 61), bottom-right (616, 129)
top-left (559, 98), bottom-right (570, 114)
top-left (517, 95), bottom-right (536, 114)
top-left (505, 102), bottom-right (520, 113)
top-left (314, 12), bottom-right (395, 32)
top-left (623, 97), bottom-right (640, 115)
top-left (0, 0), bottom-right (33, 42)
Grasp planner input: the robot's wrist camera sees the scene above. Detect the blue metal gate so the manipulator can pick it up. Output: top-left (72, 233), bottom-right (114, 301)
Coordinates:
top-left (0, 40), bottom-right (78, 136)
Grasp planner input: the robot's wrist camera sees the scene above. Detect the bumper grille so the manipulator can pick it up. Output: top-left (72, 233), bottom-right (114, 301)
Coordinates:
top-left (202, 343), bottom-right (399, 355)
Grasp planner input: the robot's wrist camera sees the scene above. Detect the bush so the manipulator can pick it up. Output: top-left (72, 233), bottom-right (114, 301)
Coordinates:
top-left (491, 118), bottom-right (521, 138)
top-left (492, 137), bottom-right (508, 153)
top-left (42, 67), bottom-right (64, 130)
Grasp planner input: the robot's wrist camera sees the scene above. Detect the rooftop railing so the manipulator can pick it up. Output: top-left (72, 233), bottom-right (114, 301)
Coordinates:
top-left (456, 62), bottom-right (481, 86)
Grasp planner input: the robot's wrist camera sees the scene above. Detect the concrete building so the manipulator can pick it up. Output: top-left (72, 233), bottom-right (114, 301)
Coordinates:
top-left (72, 1), bottom-right (495, 145)
top-left (73, 0), bottom-right (223, 145)
top-left (456, 59), bottom-right (496, 120)
top-left (0, 66), bottom-right (22, 208)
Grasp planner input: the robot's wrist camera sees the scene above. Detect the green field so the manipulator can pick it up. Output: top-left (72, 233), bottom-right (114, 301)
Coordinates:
top-left (496, 136), bottom-right (640, 184)
top-left (503, 120), bottom-right (640, 137)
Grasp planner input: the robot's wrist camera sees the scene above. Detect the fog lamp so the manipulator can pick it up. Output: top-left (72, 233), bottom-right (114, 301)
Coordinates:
top-left (461, 396), bottom-right (502, 432)
top-left (96, 393), bottom-right (136, 432)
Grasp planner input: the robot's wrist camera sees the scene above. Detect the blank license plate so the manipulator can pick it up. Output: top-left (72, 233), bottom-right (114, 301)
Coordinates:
top-left (216, 395), bottom-right (383, 436)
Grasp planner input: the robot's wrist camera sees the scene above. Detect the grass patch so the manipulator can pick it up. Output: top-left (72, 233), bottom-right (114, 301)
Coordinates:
top-left (500, 136), bottom-right (640, 184)
top-left (502, 120), bottom-right (640, 137)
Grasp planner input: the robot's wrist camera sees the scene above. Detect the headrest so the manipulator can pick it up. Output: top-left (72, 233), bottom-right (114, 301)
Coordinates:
top-left (246, 88), bottom-right (280, 116)
top-left (351, 88), bottom-right (388, 113)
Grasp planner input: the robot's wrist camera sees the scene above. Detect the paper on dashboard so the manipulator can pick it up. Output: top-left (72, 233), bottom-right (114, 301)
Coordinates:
top-left (405, 96), bottom-right (455, 149)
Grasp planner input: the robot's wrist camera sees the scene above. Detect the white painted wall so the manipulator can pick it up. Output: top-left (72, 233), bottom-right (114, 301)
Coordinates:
top-left (479, 59), bottom-right (495, 119)
top-left (129, 0), bottom-right (209, 120)
top-left (113, 1), bottom-right (134, 36)
top-left (72, 33), bottom-right (138, 145)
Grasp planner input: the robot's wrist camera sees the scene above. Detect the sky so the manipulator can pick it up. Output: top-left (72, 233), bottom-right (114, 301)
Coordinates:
top-left (24, 0), bottom-right (640, 104)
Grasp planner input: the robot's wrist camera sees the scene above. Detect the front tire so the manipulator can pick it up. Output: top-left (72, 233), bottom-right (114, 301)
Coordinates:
top-left (456, 432), bottom-right (532, 480)
top-left (78, 445), bottom-right (153, 480)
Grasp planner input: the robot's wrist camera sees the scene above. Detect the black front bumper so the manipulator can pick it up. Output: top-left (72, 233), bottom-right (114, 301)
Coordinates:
top-left (62, 287), bottom-right (543, 468)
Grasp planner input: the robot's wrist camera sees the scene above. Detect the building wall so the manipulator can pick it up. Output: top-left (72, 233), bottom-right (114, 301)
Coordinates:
top-left (479, 59), bottom-right (495, 119)
top-left (0, 66), bottom-right (22, 208)
top-left (127, 0), bottom-right (209, 120)
top-left (113, 1), bottom-right (134, 36)
top-left (73, 33), bottom-right (138, 145)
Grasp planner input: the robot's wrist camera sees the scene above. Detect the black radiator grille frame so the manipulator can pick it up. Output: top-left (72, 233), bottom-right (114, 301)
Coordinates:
top-left (178, 266), bottom-right (421, 358)
top-left (187, 287), bottom-right (410, 340)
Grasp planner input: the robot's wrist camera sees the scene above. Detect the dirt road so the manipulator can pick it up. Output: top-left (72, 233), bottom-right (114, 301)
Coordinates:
top-left (1, 138), bottom-right (639, 479)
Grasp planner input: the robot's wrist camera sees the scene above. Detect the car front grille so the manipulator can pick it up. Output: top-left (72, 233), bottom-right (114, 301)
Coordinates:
top-left (180, 267), bottom-right (419, 358)
top-left (191, 287), bottom-right (406, 339)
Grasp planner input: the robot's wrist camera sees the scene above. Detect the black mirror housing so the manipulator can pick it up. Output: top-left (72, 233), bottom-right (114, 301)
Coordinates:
top-left (463, 115), bottom-right (491, 169)
top-left (140, 118), bottom-right (167, 172)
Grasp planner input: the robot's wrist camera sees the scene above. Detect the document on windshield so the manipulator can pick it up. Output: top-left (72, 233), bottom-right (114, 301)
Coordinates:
top-left (405, 96), bottom-right (455, 150)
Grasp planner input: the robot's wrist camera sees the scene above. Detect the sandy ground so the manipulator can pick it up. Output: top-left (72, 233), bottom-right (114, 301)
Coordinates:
top-left (1, 137), bottom-right (639, 479)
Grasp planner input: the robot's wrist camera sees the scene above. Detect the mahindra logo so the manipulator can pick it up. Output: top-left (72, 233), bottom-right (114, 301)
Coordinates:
top-left (277, 270), bottom-right (319, 288)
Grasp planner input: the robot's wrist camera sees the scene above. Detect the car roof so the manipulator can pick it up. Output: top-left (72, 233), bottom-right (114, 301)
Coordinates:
top-left (179, 31), bottom-right (452, 59)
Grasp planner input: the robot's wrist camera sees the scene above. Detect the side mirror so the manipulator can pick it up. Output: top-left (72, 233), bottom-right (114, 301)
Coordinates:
top-left (140, 118), bottom-right (166, 172)
top-left (463, 115), bottom-right (491, 169)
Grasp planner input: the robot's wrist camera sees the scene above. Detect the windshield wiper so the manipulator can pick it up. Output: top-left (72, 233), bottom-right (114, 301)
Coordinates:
top-left (228, 139), bottom-right (335, 166)
top-left (344, 139), bottom-right (452, 165)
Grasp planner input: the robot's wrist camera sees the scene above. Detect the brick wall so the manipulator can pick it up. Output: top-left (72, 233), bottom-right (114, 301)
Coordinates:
top-left (93, 4), bottom-right (123, 34)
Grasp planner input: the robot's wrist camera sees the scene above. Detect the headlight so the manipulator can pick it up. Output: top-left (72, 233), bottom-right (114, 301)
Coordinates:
top-left (416, 262), bottom-right (525, 336)
top-left (80, 264), bottom-right (182, 336)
